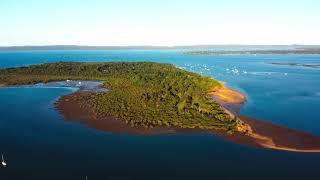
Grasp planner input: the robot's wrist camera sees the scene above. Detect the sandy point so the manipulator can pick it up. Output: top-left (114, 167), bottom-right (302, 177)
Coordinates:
top-left (208, 82), bottom-right (320, 153)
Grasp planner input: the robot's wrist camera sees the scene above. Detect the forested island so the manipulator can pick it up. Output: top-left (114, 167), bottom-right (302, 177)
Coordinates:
top-left (1, 62), bottom-right (320, 152)
top-left (0, 62), bottom-right (248, 133)
top-left (186, 49), bottom-right (320, 55)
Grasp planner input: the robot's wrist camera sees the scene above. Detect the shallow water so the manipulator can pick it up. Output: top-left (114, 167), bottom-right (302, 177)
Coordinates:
top-left (4, 80), bottom-right (107, 92)
top-left (0, 50), bottom-right (319, 179)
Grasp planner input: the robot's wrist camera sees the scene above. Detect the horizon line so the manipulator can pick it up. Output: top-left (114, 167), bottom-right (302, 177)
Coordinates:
top-left (1, 44), bottom-right (320, 48)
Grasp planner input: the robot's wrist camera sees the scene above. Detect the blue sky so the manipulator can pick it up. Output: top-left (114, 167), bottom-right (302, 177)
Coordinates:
top-left (1, 0), bottom-right (319, 46)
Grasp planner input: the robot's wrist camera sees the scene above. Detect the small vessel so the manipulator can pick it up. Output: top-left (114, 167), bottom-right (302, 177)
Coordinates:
top-left (1, 154), bottom-right (6, 167)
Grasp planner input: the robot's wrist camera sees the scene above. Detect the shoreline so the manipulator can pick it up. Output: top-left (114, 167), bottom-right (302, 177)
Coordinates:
top-left (209, 83), bottom-right (320, 152)
top-left (239, 115), bottom-right (320, 152)
top-left (54, 82), bottom-right (320, 153)
top-left (54, 91), bottom-right (178, 135)
top-left (186, 49), bottom-right (320, 55)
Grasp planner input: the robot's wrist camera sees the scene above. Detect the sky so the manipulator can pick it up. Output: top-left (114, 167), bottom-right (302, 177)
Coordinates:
top-left (1, 0), bottom-right (320, 46)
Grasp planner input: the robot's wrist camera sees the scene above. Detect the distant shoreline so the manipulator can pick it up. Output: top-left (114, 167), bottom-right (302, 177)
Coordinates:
top-left (186, 49), bottom-right (320, 55)
top-left (269, 62), bottom-right (320, 69)
top-left (1, 45), bottom-right (320, 51)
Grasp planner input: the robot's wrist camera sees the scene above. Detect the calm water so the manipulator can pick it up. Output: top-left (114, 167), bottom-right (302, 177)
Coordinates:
top-left (0, 50), bottom-right (319, 179)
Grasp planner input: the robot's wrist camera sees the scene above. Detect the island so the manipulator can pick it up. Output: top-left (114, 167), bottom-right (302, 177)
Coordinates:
top-left (185, 49), bottom-right (320, 55)
top-left (1, 62), bottom-right (320, 152)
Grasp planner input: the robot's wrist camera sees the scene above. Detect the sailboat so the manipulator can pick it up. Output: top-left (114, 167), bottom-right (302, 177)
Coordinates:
top-left (1, 154), bottom-right (6, 167)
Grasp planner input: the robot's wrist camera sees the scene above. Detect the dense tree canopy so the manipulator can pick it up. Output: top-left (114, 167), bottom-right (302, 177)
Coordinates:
top-left (0, 62), bottom-right (238, 132)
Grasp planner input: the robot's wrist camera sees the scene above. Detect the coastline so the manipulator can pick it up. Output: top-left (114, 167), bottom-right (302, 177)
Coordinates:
top-left (209, 83), bottom-right (320, 152)
top-left (54, 82), bottom-right (320, 153)
top-left (239, 115), bottom-right (320, 152)
top-left (54, 91), bottom-right (178, 135)
top-left (208, 82), bottom-right (246, 114)
top-left (186, 49), bottom-right (320, 55)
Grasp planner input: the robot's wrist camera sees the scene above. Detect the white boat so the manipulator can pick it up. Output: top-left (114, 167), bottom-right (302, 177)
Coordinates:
top-left (1, 154), bottom-right (6, 167)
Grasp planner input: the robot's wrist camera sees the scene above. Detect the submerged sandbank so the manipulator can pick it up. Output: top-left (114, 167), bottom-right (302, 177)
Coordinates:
top-left (209, 83), bottom-right (320, 152)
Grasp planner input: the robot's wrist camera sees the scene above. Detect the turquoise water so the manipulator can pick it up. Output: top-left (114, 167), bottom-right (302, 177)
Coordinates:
top-left (0, 50), bottom-right (320, 179)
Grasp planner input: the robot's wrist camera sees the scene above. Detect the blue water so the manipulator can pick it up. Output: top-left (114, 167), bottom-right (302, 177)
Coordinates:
top-left (0, 50), bottom-right (319, 179)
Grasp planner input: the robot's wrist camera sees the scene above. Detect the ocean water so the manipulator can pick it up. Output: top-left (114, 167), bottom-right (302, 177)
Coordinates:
top-left (0, 50), bottom-right (319, 179)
